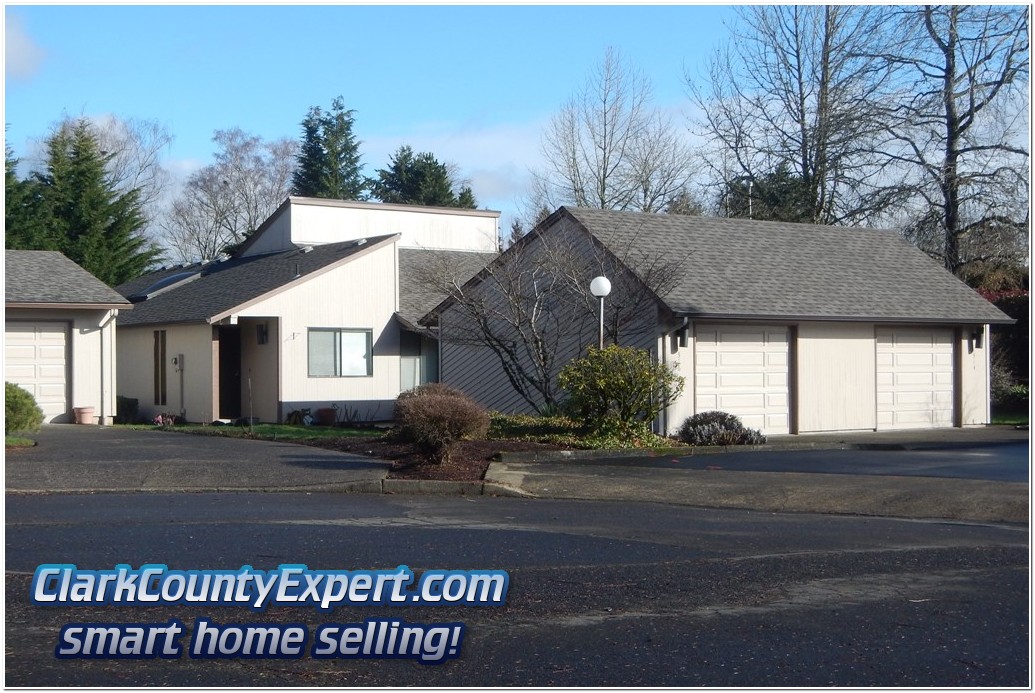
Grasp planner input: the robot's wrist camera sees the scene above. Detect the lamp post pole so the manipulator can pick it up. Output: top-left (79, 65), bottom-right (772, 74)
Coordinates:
top-left (589, 276), bottom-right (612, 350)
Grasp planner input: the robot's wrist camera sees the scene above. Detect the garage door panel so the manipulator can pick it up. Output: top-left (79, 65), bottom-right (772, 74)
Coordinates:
top-left (718, 393), bottom-right (766, 409)
top-left (719, 373), bottom-right (765, 388)
top-left (696, 324), bottom-right (789, 435)
top-left (876, 327), bottom-right (954, 430)
top-left (720, 352), bottom-right (764, 367)
top-left (5, 321), bottom-right (69, 423)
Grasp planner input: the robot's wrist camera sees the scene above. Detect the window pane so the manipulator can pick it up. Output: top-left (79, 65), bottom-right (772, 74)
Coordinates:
top-left (340, 331), bottom-right (370, 376)
top-left (308, 330), bottom-right (338, 376)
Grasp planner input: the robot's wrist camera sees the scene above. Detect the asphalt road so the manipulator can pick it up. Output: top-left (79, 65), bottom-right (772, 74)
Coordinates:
top-left (6, 492), bottom-right (1029, 687)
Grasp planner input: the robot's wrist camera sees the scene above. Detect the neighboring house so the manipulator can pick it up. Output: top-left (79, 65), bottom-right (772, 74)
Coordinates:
top-left (114, 197), bottom-right (498, 424)
top-left (5, 250), bottom-right (131, 424)
top-left (426, 207), bottom-right (1013, 435)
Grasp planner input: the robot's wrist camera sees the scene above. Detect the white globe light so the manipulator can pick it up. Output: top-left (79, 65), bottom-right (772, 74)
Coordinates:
top-left (589, 276), bottom-right (612, 297)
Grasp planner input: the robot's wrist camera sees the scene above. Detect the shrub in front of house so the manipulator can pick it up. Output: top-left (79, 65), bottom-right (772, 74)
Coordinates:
top-left (394, 384), bottom-right (490, 464)
top-left (558, 345), bottom-right (684, 438)
top-left (6, 382), bottom-right (44, 435)
top-left (677, 411), bottom-right (766, 446)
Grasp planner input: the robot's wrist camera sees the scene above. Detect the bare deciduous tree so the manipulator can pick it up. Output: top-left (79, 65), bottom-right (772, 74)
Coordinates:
top-left (163, 128), bottom-right (296, 262)
top-left (530, 47), bottom-right (698, 218)
top-left (420, 218), bottom-right (689, 413)
top-left (863, 5), bottom-right (1029, 276)
top-left (688, 5), bottom-right (888, 225)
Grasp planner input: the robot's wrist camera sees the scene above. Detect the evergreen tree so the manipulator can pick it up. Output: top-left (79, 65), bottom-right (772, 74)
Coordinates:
top-left (290, 106), bottom-right (325, 197)
top-left (5, 142), bottom-right (52, 251)
top-left (321, 97), bottom-right (365, 200)
top-left (290, 97), bottom-right (365, 200)
top-left (720, 166), bottom-right (815, 223)
top-left (8, 120), bottom-right (161, 285)
top-left (369, 145), bottom-right (477, 208)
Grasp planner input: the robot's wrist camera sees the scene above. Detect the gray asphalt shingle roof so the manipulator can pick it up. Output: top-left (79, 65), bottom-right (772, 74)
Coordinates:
top-left (397, 248), bottom-right (498, 326)
top-left (563, 207), bottom-right (1011, 324)
top-left (6, 250), bottom-right (130, 306)
top-left (115, 236), bottom-right (397, 326)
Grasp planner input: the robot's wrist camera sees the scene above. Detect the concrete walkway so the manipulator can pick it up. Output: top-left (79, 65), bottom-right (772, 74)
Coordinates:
top-left (5, 424), bottom-right (1029, 524)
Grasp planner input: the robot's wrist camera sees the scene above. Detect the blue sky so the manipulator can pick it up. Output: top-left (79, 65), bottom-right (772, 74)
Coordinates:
top-left (5, 4), bottom-right (737, 226)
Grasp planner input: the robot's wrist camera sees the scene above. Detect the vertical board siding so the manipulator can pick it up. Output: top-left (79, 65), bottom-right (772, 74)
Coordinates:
top-left (958, 325), bottom-right (990, 425)
top-left (796, 322), bottom-right (877, 432)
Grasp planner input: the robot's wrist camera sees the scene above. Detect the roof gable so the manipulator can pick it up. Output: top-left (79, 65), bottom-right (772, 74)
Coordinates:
top-left (6, 250), bottom-right (130, 307)
top-left (115, 235), bottom-right (397, 326)
top-left (562, 207), bottom-right (1012, 325)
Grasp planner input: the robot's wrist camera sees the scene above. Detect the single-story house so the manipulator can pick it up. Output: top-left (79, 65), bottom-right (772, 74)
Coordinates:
top-left (5, 250), bottom-right (131, 424)
top-left (114, 197), bottom-right (498, 424)
top-left (426, 206), bottom-right (1013, 435)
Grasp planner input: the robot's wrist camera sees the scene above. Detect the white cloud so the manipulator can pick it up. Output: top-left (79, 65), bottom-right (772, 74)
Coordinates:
top-left (361, 117), bottom-right (549, 221)
top-left (5, 14), bottom-right (45, 81)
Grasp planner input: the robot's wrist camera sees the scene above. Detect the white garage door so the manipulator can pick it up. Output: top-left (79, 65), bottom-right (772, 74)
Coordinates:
top-left (876, 327), bottom-right (954, 430)
top-left (5, 322), bottom-right (69, 422)
top-left (696, 325), bottom-right (789, 435)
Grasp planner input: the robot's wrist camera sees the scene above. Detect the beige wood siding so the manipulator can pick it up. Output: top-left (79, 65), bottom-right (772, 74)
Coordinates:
top-left (117, 323), bottom-right (216, 423)
top-left (235, 242), bottom-right (401, 421)
top-left (875, 327), bottom-right (955, 429)
top-left (796, 322), bottom-right (877, 432)
top-left (695, 324), bottom-right (790, 435)
top-left (958, 324), bottom-right (990, 425)
top-left (660, 326), bottom-right (695, 435)
top-left (239, 317), bottom-right (280, 424)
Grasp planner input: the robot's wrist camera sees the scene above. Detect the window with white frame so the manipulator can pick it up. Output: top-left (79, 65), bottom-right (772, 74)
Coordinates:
top-left (308, 328), bottom-right (373, 377)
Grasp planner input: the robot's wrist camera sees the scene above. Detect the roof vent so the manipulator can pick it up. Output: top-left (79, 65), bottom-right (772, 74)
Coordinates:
top-left (300, 245), bottom-right (313, 254)
top-left (355, 238), bottom-right (367, 247)
top-left (215, 253), bottom-right (231, 263)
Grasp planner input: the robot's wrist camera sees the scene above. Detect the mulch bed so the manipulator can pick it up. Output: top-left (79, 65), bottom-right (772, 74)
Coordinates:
top-left (304, 435), bottom-right (567, 482)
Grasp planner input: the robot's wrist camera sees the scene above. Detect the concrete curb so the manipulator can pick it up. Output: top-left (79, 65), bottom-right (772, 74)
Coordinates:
top-left (6, 479), bottom-right (534, 498)
top-left (496, 437), bottom-right (1029, 463)
top-left (486, 462), bottom-right (1029, 525)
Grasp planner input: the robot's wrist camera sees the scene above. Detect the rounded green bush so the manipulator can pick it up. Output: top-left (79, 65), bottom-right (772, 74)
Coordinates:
top-left (6, 382), bottom-right (44, 435)
top-left (677, 410), bottom-right (766, 446)
top-left (558, 345), bottom-right (684, 435)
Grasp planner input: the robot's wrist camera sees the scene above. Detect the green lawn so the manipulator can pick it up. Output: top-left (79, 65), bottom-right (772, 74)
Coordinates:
top-left (5, 435), bottom-right (36, 448)
top-left (123, 423), bottom-right (378, 441)
top-left (991, 408), bottom-right (1029, 426)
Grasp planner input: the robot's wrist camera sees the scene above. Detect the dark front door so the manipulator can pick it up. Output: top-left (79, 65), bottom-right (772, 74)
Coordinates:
top-left (218, 325), bottom-right (242, 419)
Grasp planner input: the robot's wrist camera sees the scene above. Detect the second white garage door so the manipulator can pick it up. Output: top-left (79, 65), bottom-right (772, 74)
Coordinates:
top-left (695, 325), bottom-right (789, 435)
top-left (876, 327), bottom-right (955, 430)
top-left (5, 321), bottom-right (69, 422)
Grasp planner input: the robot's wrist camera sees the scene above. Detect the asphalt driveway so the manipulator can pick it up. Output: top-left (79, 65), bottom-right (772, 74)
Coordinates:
top-left (4, 425), bottom-right (391, 493)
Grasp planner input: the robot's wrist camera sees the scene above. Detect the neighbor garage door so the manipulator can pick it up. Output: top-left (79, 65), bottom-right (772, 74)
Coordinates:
top-left (695, 324), bottom-right (789, 435)
top-left (5, 321), bottom-right (69, 422)
top-left (875, 327), bottom-right (954, 430)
